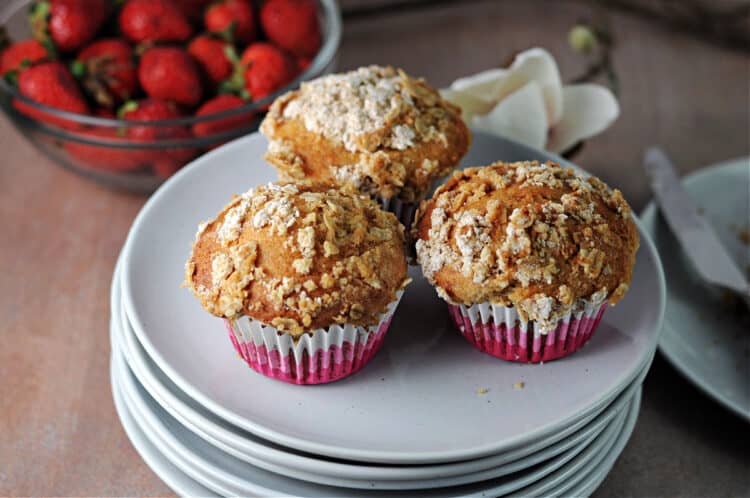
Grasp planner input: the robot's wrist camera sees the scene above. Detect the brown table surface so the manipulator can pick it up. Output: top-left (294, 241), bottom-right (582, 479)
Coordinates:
top-left (2, 1), bottom-right (749, 496)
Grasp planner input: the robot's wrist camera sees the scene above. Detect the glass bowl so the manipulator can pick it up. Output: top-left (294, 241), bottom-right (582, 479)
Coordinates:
top-left (0, 0), bottom-right (341, 193)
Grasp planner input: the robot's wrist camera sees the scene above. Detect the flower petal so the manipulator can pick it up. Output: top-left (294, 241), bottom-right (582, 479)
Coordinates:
top-left (449, 67), bottom-right (509, 98)
top-left (439, 88), bottom-right (495, 122)
top-left (447, 48), bottom-right (563, 127)
top-left (509, 48), bottom-right (564, 126)
top-left (547, 84), bottom-right (620, 154)
top-left (471, 81), bottom-right (547, 150)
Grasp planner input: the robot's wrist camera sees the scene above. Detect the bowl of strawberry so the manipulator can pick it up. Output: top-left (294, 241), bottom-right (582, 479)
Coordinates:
top-left (0, 0), bottom-right (340, 192)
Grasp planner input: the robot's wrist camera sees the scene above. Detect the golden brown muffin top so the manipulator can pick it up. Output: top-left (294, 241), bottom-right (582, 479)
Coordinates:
top-left (260, 65), bottom-right (471, 203)
top-left (185, 182), bottom-right (410, 336)
top-left (413, 161), bottom-right (640, 332)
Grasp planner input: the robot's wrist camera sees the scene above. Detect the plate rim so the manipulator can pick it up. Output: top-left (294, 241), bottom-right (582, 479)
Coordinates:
top-left (120, 131), bottom-right (667, 463)
top-left (110, 353), bottom-right (219, 497)
top-left (112, 342), bottom-right (642, 498)
top-left (112, 341), bottom-right (631, 498)
top-left (516, 387), bottom-right (641, 498)
top-left (642, 156), bottom-right (750, 422)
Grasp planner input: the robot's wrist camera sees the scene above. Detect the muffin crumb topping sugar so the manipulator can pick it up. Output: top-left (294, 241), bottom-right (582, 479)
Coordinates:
top-left (415, 161), bottom-right (638, 332)
top-left (276, 65), bottom-right (448, 154)
top-left (185, 182), bottom-right (409, 335)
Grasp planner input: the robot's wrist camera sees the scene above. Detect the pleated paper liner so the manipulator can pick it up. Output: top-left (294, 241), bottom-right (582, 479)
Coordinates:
top-left (448, 300), bottom-right (608, 363)
top-left (226, 292), bottom-right (403, 384)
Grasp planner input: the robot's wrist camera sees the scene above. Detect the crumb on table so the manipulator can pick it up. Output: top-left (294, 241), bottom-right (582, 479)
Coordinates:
top-left (477, 388), bottom-right (489, 395)
top-left (513, 381), bottom-right (525, 390)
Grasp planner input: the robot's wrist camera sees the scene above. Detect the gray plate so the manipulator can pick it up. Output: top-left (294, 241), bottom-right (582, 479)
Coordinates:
top-left (642, 157), bottom-right (750, 421)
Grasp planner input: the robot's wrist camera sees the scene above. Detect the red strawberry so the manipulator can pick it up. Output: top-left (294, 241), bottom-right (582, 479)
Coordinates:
top-left (72, 39), bottom-right (137, 108)
top-left (204, 0), bottom-right (255, 44)
top-left (120, 99), bottom-right (183, 135)
top-left (296, 56), bottom-right (311, 75)
top-left (93, 108), bottom-right (116, 118)
top-left (119, 0), bottom-right (193, 44)
top-left (239, 43), bottom-right (294, 101)
top-left (260, 0), bottom-right (321, 58)
top-left (120, 98), bottom-right (196, 165)
top-left (15, 61), bottom-right (89, 129)
top-left (29, 0), bottom-right (108, 53)
top-left (192, 94), bottom-right (253, 144)
top-left (0, 39), bottom-right (50, 77)
top-left (187, 35), bottom-right (234, 85)
top-left (64, 127), bottom-right (144, 172)
top-left (138, 46), bottom-right (203, 107)
top-left (152, 160), bottom-right (183, 179)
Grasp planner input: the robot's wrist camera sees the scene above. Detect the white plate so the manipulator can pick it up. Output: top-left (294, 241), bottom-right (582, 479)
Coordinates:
top-left (121, 131), bottom-right (666, 463)
top-left (111, 348), bottom-right (640, 498)
top-left (563, 388), bottom-right (640, 498)
top-left (110, 352), bottom-right (218, 497)
top-left (642, 158), bottom-right (750, 421)
top-left (112, 343), bottom-right (632, 498)
top-left (111, 256), bottom-right (651, 488)
top-left (510, 389), bottom-right (641, 498)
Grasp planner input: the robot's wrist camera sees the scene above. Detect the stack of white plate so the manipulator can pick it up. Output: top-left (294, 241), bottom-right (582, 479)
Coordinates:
top-left (110, 132), bottom-right (666, 497)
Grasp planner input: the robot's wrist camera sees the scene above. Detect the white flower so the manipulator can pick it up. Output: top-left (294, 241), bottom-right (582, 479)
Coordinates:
top-left (441, 48), bottom-right (619, 154)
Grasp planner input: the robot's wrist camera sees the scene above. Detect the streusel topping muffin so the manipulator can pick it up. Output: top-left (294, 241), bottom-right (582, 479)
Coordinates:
top-left (413, 160), bottom-right (639, 332)
top-left (185, 182), bottom-right (410, 337)
top-left (260, 65), bottom-right (471, 204)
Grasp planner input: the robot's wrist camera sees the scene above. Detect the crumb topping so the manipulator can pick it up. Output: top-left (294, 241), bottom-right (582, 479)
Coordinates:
top-left (185, 182), bottom-right (410, 336)
top-left (414, 161), bottom-right (639, 332)
top-left (261, 65), bottom-right (471, 202)
top-left (276, 66), bottom-right (439, 154)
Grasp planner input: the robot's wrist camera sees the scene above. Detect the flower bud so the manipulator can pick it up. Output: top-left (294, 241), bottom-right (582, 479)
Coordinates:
top-left (569, 25), bottom-right (598, 53)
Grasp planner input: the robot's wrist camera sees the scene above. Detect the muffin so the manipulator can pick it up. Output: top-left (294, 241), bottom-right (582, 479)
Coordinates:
top-left (184, 182), bottom-right (410, 384)
top-left (413, 161), bottom-right (639, 363)
top-left (260, 65), bottom-right (471, 228)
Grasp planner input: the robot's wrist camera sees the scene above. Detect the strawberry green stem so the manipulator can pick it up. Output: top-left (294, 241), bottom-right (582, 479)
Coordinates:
top-left (117, 100), bottom-right (139, 119)
top-left (29, 1), bottom-right (57, 58)
top-left (216, 20), bottom-right (238, 43)
top-left (70, 60), bottom-right (87, 78)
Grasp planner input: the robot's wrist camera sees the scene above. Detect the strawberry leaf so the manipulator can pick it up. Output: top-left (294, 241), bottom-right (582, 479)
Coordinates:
top-left (39, 37), bottom-right (57, 59)
top-left (29, 1), bottom-right (57, 58)
top-left (82, 74), bottom-right (115, 109)
top-left (134, 42), bottom-right (154, 57)
top-left (218, 79), bottom-right (235, 95)
top-left (3, 69), bottom-right (20, 87)
top-left (70, 60), bottom-right (87, 78)
top-left (216, 20), bottom-right (238, 43)
top-left (218, 70), bottom-right (244, 96)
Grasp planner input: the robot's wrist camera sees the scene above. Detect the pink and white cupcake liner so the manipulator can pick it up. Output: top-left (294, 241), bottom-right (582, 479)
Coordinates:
top-left (448, 300), bottom-right (608, 364)
top-left (225, 292), bottom-right (403, 385)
